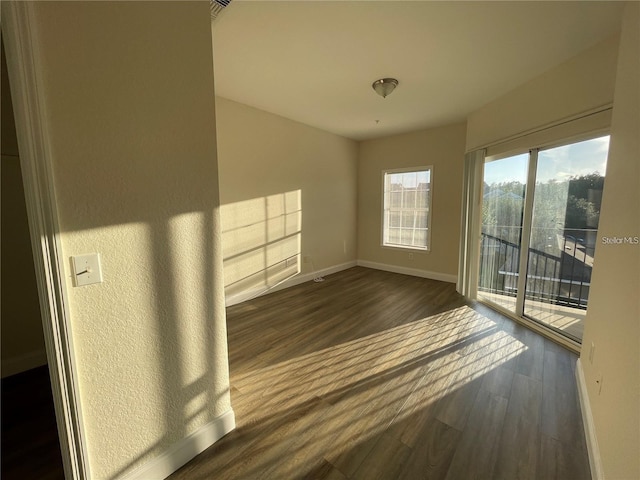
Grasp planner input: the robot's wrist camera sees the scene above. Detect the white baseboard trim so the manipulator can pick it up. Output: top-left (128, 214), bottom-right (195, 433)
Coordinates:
top-left (224, 259), bottom-right (456, 307)
top-left (356, 260), bottom-right (457, 284)
top-left (119, 408), bottom-right (236, 480)
top-left (1, 349), bottom-right (48, 378)
top-left (576, 359), bottom-right (603, 480)
top-left (225, 260), bottom-right (357, 307)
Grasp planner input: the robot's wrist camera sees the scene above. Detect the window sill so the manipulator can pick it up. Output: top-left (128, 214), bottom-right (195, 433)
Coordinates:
top-left (381, 244), bottom-right (430, 253)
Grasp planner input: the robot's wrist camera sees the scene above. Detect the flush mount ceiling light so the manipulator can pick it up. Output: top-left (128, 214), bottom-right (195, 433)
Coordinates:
top-left (372, 78), bottom-right (399, 98)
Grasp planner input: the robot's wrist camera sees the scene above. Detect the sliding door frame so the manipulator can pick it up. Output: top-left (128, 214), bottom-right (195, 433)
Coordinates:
top-left (515, 149), bottom-right (538, 316)
top-left (461, 114), bottom-right (612, 352)
top-left (457, 150), bottom-right (484, 298)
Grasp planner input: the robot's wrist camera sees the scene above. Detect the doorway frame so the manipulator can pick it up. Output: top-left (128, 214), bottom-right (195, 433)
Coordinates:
top-left (2, 3), bottom-right (89, 479)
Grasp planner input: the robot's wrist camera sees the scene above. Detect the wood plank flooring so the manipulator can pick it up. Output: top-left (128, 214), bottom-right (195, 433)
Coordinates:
top-left (170, 267), bottom-right (590, 480)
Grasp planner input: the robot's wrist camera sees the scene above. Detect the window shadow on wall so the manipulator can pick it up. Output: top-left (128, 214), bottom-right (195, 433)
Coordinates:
top-left (221, 190), bottom-right (302, 304)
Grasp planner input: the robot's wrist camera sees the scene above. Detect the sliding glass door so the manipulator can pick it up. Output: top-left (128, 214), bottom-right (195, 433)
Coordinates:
top-left (478, 154), bottom-right (528, 313)
top-left (476, 135), bottom-right (609, 342)
top-left (524, 137), bottom-right (609, 341)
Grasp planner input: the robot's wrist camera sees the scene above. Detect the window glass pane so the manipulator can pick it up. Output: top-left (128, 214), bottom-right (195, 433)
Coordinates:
top-left (524, 136), bottom-right (609, 342)
top-left (413, 229), bottom-right (427, 246)
top-left (477, 153), bottom-right (528, 313)
top-left (403, 190), bottom-right (417, 207)
top-left (388, 228), bottom-right (401, 244)
top-left (389, 192), bottom-right (402, 208)
top-left (383, 168), bottom-right (431, 250)
top-left (416, 191), bottom-right (428, 208)
top-left (401, 211), bottom-right (415, 228)
top-left (400, 228), bottom-right (414, 245)
top-left (417, 170), bottom-right (430, 185)
top-left (389, 211), bottom-right (401, 228)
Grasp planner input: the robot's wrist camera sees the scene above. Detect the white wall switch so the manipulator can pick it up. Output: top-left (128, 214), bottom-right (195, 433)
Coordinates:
top-left (72, 253), bottom-right (103, 287)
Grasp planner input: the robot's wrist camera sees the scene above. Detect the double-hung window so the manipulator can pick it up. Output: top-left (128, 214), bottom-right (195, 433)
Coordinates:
top-left (382, 167), bottom-right (432, 251)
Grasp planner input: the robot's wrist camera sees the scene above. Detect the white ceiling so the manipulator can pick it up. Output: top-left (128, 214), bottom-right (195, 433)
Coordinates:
top-left (212, 1), bottom-right (625, 141)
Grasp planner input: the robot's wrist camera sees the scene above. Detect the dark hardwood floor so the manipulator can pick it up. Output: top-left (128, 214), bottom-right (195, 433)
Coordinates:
top-left (170, 266), bottom-right (590, 479)
top-left (1, 267), bottom-right (590, 479)
top-left (1, 365), bottom-right (65, 480)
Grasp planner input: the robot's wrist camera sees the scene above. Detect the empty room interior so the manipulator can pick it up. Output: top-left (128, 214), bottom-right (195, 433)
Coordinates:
top-left (1, 1), bottom-right (638, 480)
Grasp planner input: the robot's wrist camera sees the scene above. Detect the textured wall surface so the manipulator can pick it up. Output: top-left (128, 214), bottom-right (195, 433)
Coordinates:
top-left (357, 122), bottom-right (467, 277)
top-left (466, 34), bottom-right (619, 151)
top-left (581, 3), bottom-right (640, 478)
top-left (215, 97), bottom-right (358, 297)
top-left (30, 2), bottom-right (230, 478)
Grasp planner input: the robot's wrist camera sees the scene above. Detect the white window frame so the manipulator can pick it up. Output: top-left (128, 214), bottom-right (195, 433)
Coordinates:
top-left (381, 166), bottom-right (433, 252)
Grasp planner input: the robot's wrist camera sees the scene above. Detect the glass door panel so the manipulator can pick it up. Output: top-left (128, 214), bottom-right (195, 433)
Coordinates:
top-left (524, 136), bottom-right (609, 341)
top-left (477, 153), bottom-right (528, 313)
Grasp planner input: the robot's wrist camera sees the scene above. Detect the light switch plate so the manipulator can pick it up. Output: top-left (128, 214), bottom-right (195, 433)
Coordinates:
top-left (72, 254), bottom-right (103, 287)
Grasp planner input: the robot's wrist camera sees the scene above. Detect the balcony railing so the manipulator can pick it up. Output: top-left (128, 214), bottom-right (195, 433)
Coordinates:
top-left (479, 228), bottom-right (596, 310)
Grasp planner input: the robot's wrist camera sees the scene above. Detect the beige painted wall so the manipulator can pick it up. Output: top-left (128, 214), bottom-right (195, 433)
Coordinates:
top-left (357, 122), bottom-right (467, 278)
top-left (215, 97), bottom-right (358, 299)
top-left (581, 3), bottom-right (639, 478)
top-left (1, 37), bottom-right (47, 377)
top-left (466, 34), bottom-right (619, 151)
top-left (29, 2), bottom-right (231, 478)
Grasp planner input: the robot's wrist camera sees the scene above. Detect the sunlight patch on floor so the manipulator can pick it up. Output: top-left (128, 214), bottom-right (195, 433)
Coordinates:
top-left (228, 306), bottom-right (528, 479)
